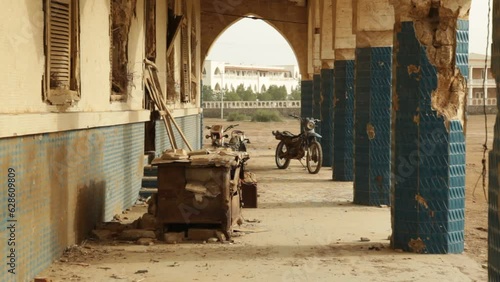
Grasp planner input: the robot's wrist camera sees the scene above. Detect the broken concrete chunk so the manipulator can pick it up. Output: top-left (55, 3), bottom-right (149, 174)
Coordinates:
top-left (360, 237), bottom-right (371, 242)
top-left (96, 222), bottom-right (127, 233)
top-left (164, 232), bottom-right (185, 244)
top-left (188, 229), bottom-right (216, 241)
top-left (207, 237), bottom-right (219, 243)
top-left (139, 213), bottom-right (157, 230)
top-left (91, 229), bottom-right (115, 241)
top-left (136, 238), bottom-right (155, 246)
top-left (118, 229), bottom-right (156, 241)
top-left (215, 230), bottom-right (226, 242)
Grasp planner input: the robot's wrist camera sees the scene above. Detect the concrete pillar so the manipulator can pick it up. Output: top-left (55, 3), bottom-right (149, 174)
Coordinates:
top-left (392, 1), bottom-right (470, 254)
top-left (333, 59), bottom-right (355, 180)
top-left (489, 0), bottom-right (500, 277)
top-left (319, 0), bottom-right (335, 167)
top-left (332, 0), bottom-right (356, 181)
top-left (313, 74), bottom-right (322, 121)
top-left (301, 80), bottom-right (314, 118)
top-left (353, 0), bottom-right (393, 206)
top-left (321, 68), bottom-right (334, 167)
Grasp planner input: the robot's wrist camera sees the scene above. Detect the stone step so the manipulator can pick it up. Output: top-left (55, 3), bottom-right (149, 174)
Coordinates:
top-left (142, 176), bottom-right (158, 188)
top-left (143, 151), bottom-right (156, 166)
top-left (139, 188), bottom-right (157, 199)
top-left (143, 165), bottom-right (158, 177)
top-left (143, 155), bottom-right (150, 167)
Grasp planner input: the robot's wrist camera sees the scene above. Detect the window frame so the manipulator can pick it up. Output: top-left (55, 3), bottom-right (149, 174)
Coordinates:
top-left (44, 0), bottom-right (81, 105)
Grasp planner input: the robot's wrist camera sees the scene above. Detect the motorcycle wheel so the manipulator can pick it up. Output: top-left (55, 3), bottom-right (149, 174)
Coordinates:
top-left (275, 141), bottom-right (291, 169)
top-left (306, 141), bottom-right (322, 174)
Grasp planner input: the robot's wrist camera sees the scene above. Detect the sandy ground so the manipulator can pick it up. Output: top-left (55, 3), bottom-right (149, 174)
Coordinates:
top-left (37, 115), bottom-right (492, 282)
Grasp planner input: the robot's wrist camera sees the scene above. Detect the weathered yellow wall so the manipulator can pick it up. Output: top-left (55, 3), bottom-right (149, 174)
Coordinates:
top-left (0, 0), bottom-right (150, 137)
top-left (354, 0), bottom-right (394, 47)
top-left (333, 0), bottom-right (356, 59)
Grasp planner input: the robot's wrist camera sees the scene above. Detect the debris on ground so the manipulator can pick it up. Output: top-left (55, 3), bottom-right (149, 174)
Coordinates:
top-left (360, 237), bottom-right (370, 242)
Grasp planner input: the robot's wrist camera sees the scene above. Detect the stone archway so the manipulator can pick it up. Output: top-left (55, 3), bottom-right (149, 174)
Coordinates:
top-left (200, 0), bottom-right (308, 78)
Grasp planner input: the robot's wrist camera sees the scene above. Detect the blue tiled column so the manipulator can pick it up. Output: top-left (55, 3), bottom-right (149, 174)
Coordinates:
top-left (490, 0), bottom-right (500, 278)
top-left (313, 74), bottom-right (322, 121)
top-left (353, 47), bottom-right (392, 206)
top-left (333, 60), bottom-right (354, 181)
top-left (392, 21), bottom-right (467, 254)
top-left (321, 69), bottom-right (334, 167)
top-left (301, 80), bottom-right (313, 118)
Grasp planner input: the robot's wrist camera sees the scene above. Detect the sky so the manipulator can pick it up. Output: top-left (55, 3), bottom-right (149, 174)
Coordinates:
top-left (206, 0), bottom-right (493, 66)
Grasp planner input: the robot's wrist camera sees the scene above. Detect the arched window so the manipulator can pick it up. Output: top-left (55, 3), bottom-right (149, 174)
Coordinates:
top-left (203, 68), bottom-right (207, 75)
top-left (215, 67), bottom-right (221, 75)
top-left (214, 83), bottom-right (221, 91)
top-left (261, 85), bottom-right (266, 92)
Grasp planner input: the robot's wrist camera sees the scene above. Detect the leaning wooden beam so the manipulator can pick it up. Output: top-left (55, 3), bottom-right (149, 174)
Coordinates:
top-left (144, 59), bottom-right (193, 151)
top-left (144, 76), bottom-right (177, 149)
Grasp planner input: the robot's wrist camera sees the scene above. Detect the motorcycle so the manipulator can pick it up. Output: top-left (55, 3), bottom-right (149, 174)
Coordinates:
top-left (205, 123), bottom-right (250, 152)
top-left (272, 115), bottom-right (323, 174)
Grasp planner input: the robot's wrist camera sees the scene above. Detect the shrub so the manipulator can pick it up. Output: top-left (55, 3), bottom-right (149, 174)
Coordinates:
top-left (251, 110), bottom-right (283, 122)
top-left (226, 112), bottom-right (250, 122)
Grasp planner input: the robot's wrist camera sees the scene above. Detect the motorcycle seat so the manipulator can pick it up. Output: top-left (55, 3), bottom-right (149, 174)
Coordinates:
top-left (231, 130), bottom-right (245, 135)
top-left (281, 131), bottom-right (298, 138)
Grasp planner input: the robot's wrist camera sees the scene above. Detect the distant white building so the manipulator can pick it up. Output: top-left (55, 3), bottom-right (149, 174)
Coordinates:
top-left (202, 60), bottom-right (300, 94)
top-left (468, 53), bottom-right (496, 106)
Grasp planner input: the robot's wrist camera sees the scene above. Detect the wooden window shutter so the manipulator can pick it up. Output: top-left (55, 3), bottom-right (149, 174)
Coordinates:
top-left (181, 24), bottom-right (190, 103)
top-left (48, 0), bottom-right (72, 90)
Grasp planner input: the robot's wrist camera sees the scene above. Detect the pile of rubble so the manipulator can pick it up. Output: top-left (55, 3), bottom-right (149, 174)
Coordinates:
top-left (91, 201), bottom-right (158, 246)
top-left (91, 196), bottom-right (231, 245)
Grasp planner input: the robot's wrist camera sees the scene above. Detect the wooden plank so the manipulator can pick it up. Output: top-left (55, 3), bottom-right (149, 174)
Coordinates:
top-left (146, 62), bottom-right (192, 151)
top-left (143, 59), bottom-right (193, 151)
top-left (144, 75), bottom-right (176, 149)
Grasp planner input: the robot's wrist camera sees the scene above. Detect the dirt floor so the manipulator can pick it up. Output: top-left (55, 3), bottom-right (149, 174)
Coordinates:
top-left (37, 115), bottom-right (492, 282)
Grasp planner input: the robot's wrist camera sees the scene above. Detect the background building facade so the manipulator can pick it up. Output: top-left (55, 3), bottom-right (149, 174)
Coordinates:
top-left (202, 60), bottom-right (300, 94)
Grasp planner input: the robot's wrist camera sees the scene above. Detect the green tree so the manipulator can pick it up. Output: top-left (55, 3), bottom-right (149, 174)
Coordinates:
top-left (257, 91), bottom-right (273, 101)
top-left (224, 88), bottom-right (241, 101)
top-left (202, 85), bottom-right (218, 101)
top-left (289, 84), bottom-right (301, 100)
top-left (265, 85), bottom-right (287, 100)
top-left (240, 85), bottom-right (257, 101)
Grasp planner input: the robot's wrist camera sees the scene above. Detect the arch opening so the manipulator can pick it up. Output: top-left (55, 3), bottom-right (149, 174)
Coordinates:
top-left (202, 16), bottom-right (301, 100)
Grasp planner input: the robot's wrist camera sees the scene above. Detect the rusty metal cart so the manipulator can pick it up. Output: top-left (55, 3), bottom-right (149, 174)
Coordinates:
top-left (152, 151), bottom-right (245, 238)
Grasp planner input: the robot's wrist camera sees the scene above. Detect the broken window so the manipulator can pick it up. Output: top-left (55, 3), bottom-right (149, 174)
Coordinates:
top-left (190, 6), bottom-right (198, 103)
top-left (44, 0), bottom-right (80, 105)
top-left (145, 0), bottom-right (156, 62)
top-left (166, 4), bottom-right (183, 102)
top-left (110, 0), bottom-right (137, 101)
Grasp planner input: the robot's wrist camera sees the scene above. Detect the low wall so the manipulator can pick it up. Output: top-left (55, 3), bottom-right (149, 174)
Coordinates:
top-left (202, 101), bottom-right (301, 119)
top-left (467, 106), bottom-right (497, 115)
top-left (203, 108), bottom-right (301, 119)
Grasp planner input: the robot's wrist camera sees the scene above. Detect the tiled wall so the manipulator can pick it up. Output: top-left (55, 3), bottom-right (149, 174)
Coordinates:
top-left (155, 114), bottom-right (202, 155)
top-left (0, 123), bottom-right (144, 281)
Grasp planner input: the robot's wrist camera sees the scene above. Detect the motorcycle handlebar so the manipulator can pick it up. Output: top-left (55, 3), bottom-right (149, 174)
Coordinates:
top-left (289, 114), bottom-right (321, 124)
top-left (224, 124), bottom-right (239, 132)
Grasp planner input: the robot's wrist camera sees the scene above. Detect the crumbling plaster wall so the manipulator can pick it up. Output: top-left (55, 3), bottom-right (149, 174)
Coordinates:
top-left (392, 0), bottom-right (471, 127)
top-left (0, 0), bottom-right (150, 138)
